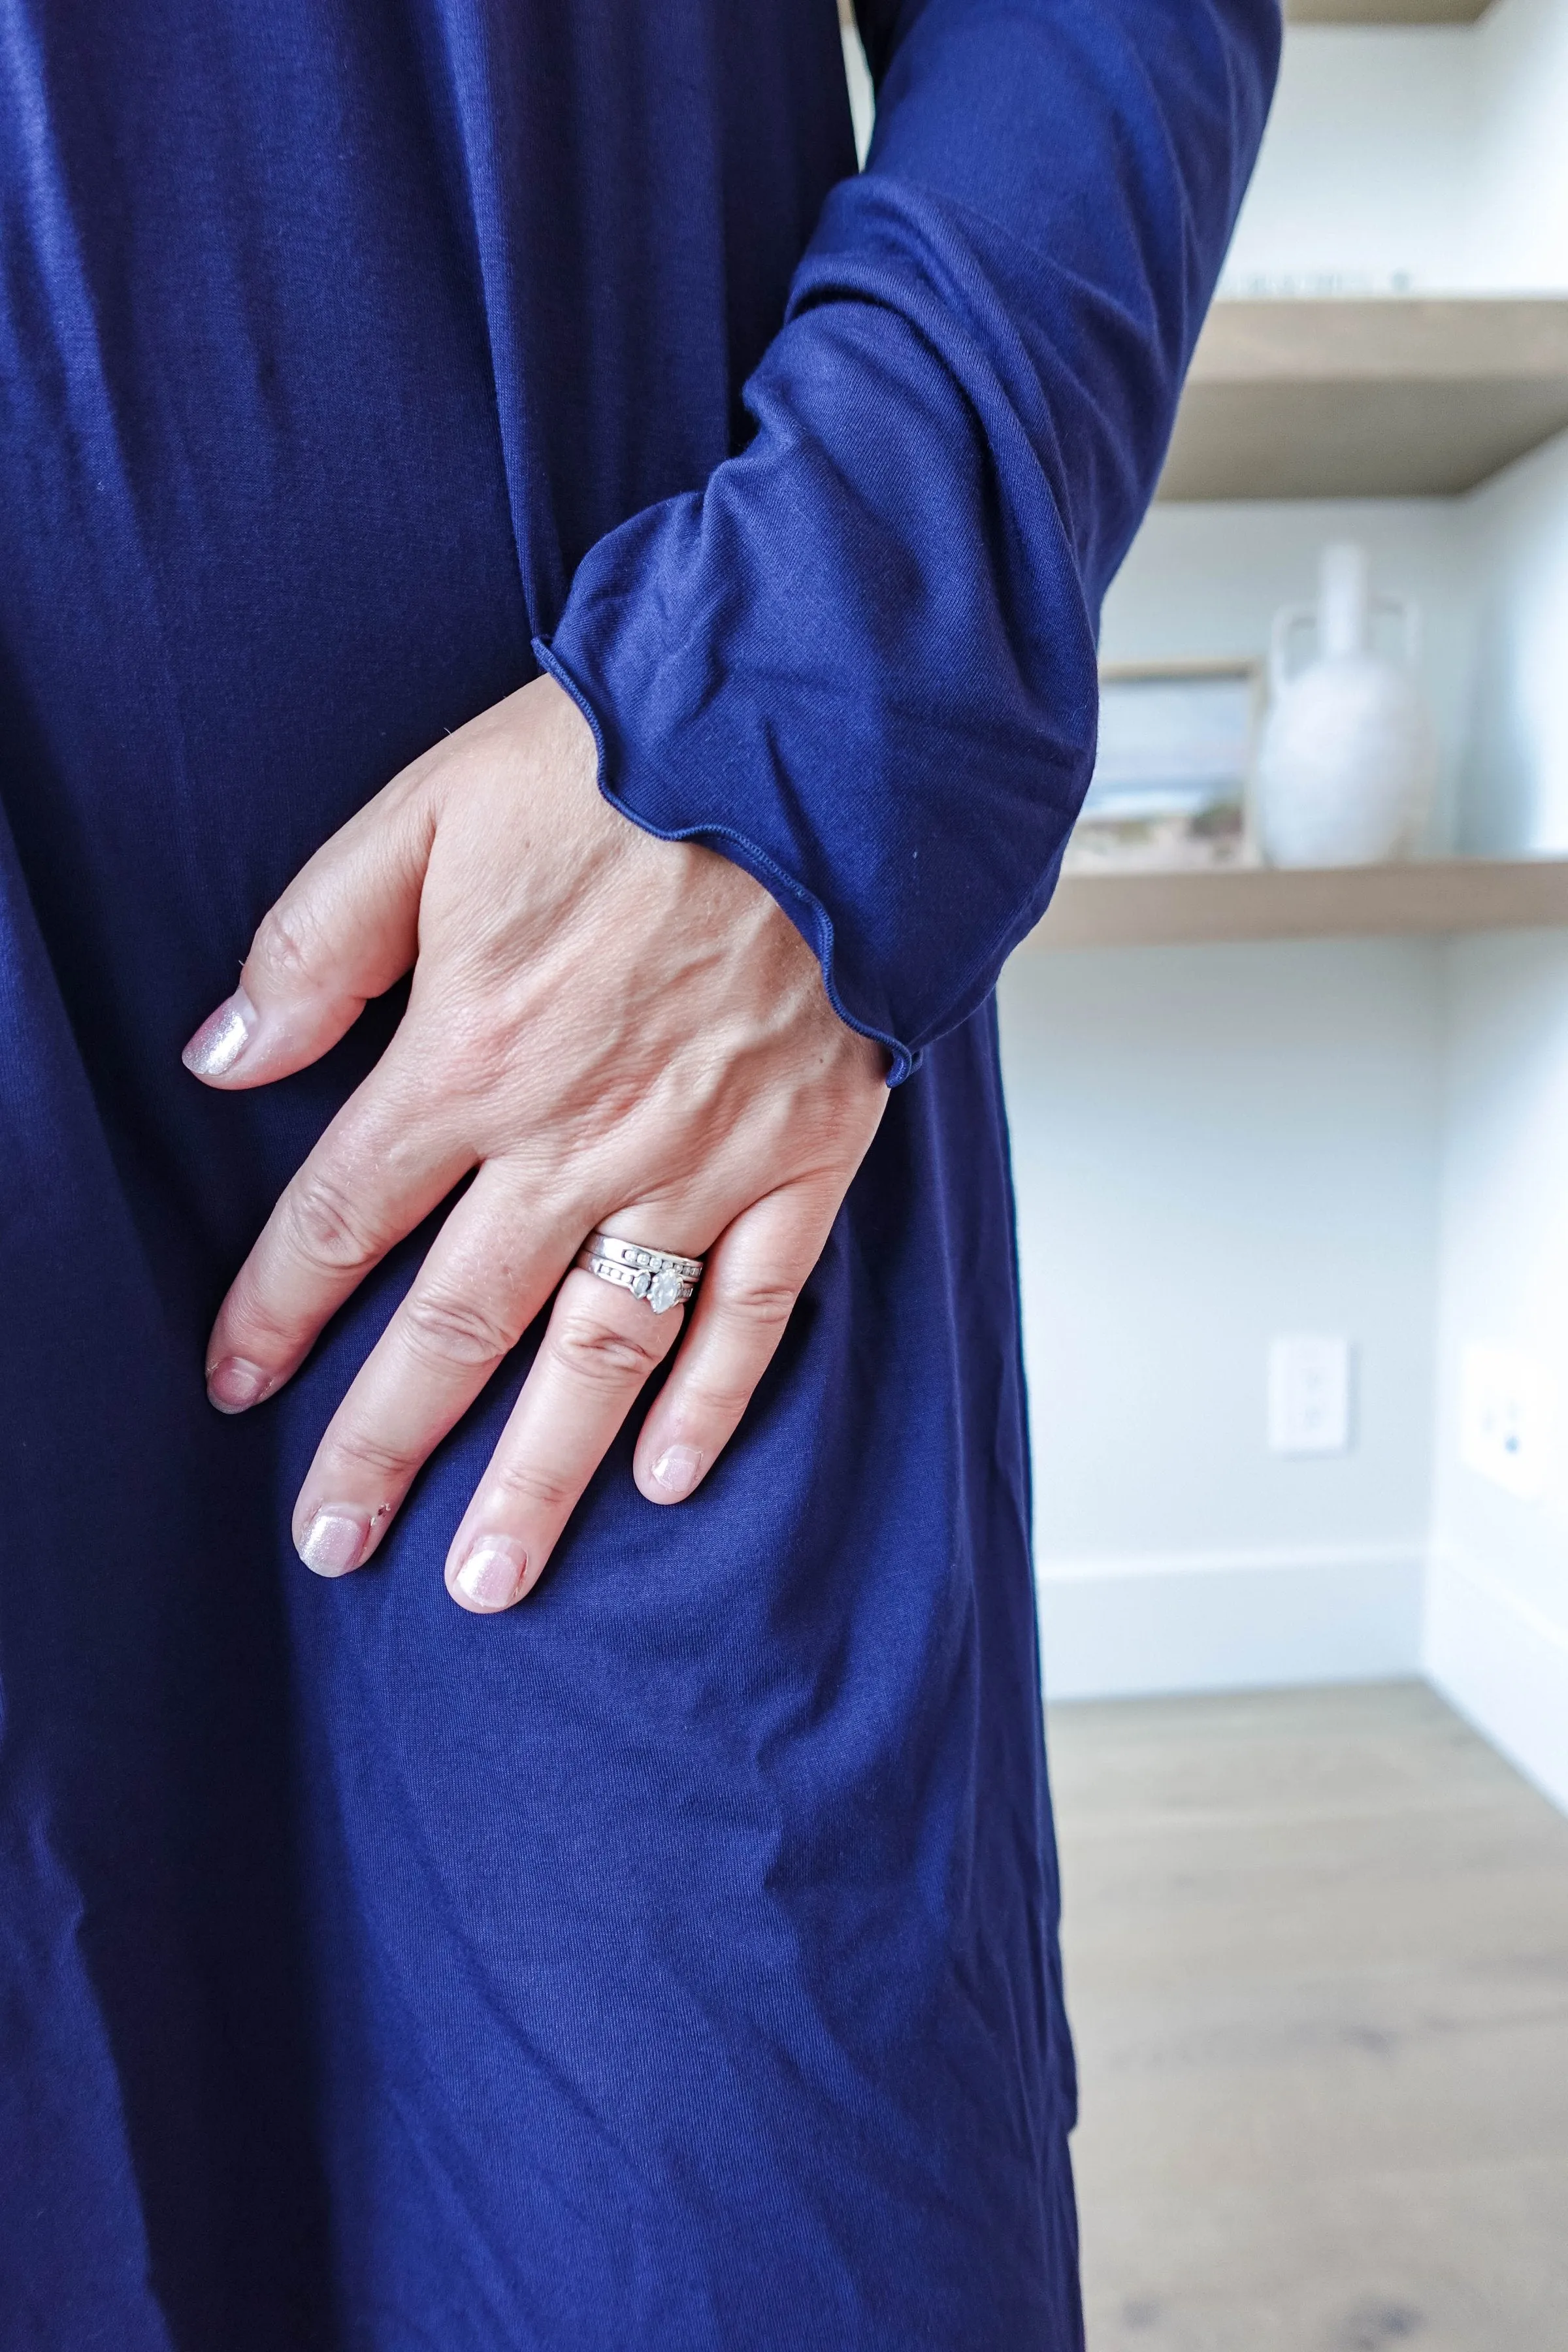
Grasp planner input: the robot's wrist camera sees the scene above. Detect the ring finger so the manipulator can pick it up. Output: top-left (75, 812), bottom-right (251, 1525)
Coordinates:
top-left (442, 1234), bottom-right (702, 1612)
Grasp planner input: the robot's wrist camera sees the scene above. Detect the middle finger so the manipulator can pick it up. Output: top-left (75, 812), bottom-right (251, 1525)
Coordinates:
top-left (289, 1158), bottom-right (586, 1575)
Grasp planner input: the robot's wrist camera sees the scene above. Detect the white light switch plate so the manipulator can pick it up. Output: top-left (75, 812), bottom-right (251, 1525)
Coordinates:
top-left (1268, 1333), bottom-right (1352, 1456)
top-left (1461, 1345), bottom-right (1553, 1501)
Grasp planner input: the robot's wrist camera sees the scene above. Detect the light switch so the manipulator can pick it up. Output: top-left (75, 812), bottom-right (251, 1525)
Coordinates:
top-left (1268, 1333), bottom-right (1352, 1456)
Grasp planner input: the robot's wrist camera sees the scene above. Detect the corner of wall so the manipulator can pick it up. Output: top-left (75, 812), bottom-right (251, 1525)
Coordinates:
top-left (1424, 1544), bottom-right (1568, 1814)
top-left (1424, 930), bottom-right (1568, 1818)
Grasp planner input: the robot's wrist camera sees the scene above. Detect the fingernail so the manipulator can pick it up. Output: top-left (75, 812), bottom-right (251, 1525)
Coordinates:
top-left (206, 1355), bottom-right (272, 1413)
top-left (297, 1507), bottom-right (370, 1578)
top-left (651, 1445), bottom-right (703, 1499)
top-left (182, 987), bottom-right (257, 1078)
top-left (451, 1535), bottom-right (530, 1612)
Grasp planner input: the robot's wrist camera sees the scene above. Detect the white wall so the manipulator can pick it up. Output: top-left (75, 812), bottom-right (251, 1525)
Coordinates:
top-left (1223, 0), bottom-right (1568, 298)
top-left (1458, 429), bottom-right (1568, 855)
top-left (1466, 0), bottom-right (1568, 295)
top-left (1426, 934), bottom-right (1568, 1813)
top-left (1429, 5), bottom-right (1568, 1811)
top-left (996, 0), bottom-right (1568, 1788)
top-left (1222, 25), bottom-right (1472, 297)
top-left (1011, 419), bottom-right (1568, 1753)
top-left (1000, 924), bottom-right (1568, 1786)
top-left (998, 938), bottom-right (1439, 1701)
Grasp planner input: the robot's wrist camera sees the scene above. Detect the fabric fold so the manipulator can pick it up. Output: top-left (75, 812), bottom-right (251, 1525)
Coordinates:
top-left (544, 0), bottom-right (1279, 1077)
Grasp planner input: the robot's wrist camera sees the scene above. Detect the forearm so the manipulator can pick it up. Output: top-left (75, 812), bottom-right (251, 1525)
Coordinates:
top-left (543, 0), bottom-right (1281, 1074)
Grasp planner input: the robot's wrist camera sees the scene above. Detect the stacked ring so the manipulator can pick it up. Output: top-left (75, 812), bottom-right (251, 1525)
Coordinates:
top-left (573, 1230), bottom-right (704, 1315)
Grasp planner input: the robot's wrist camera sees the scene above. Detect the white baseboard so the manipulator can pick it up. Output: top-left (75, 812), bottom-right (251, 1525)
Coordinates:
top-left (1424, 1547), bottom-right (1568, 1815)
top-left (1036, 1542), bottom-right (1426, 1703)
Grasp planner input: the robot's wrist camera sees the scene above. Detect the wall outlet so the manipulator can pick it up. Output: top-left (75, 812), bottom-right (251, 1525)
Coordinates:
top-left (1268, 1334), bottom-right (1353, 1456)
top-left (1460, 1345), bottom-right (1553, 1501)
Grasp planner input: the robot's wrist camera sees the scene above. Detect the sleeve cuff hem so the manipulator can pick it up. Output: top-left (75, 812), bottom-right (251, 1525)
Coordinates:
top-left (532, 636), bottom-right (918, 1086)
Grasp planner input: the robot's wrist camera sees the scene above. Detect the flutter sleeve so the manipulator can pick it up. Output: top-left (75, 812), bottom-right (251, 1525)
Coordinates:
top-left (538, 0), bottom-right (1280, 1080)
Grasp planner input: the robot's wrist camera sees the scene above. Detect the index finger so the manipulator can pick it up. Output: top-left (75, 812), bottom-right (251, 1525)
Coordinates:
top-left (204, 1061), bottom-right (472, 1411)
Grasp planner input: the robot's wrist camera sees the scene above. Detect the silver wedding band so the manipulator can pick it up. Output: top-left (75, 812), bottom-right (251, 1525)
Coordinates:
top-left (574, 1230), bottom-right (704, 1315)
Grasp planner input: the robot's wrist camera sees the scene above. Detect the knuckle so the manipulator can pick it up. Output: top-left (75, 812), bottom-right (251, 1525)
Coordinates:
top-left (440, 1022), bottom-right (515, 1102)
top-left (284, 1172), bottom-right (385, 1277)
top-left (491, 1457), bottom-right (577, 1517)
top-left (715, 1274), bottom-right (798, 1333)
top-left (400, 1284), bottom-right (521, 1371)
top-left (220, 1293), bottom-right (297, 1364)
top-left (252, 898), bottom-right (328, 991)
top-left (327, 1424), bottom-right (417, 1484)
top-left (682, 1371), bottom-right (755, 1420)
top-left (549, 1308), bottom-right (665, 1390)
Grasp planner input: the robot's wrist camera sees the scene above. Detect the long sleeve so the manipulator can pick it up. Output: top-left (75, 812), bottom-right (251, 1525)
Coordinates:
top-left (538, 0), bottom-right (1280, 1081)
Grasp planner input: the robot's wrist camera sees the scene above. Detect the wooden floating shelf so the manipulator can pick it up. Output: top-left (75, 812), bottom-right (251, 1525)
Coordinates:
top-left (1286, 0), bottom-right (1489, 20)
top-left (1026, 858), bottom-right (1568, 954)
top-left (1158, 299), bottom-right (1568, 502)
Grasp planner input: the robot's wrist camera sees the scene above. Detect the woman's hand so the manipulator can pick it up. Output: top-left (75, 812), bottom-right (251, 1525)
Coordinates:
top-left (184, 676), bottom-right (887, 1612)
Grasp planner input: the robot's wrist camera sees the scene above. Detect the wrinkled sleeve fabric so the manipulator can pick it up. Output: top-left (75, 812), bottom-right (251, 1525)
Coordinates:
top-left (538, 0), bottom-right (1280, 1081)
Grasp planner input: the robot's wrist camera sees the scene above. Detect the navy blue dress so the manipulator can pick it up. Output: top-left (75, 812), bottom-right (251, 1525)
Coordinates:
top-left (0, 2), bottom-right (1274, 2342)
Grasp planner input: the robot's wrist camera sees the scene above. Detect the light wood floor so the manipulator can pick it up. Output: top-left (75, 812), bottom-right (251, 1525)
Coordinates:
top-left (1045, 1682), bottom-right (1568, 2352)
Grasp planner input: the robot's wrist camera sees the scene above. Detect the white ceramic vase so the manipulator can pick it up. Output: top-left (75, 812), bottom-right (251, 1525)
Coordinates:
top-left (1256, 543), bottom-right (1435, 868)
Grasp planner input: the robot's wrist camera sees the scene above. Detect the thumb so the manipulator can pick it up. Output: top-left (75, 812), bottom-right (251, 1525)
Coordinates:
top-left (182, 764), bottom-right (437, 1088)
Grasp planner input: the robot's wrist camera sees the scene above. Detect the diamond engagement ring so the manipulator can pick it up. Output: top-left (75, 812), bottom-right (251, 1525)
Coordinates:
top-left (573, 1230), bottom-right (704, 1315)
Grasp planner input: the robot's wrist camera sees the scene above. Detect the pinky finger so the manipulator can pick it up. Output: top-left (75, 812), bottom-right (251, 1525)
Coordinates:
top-left (632, 1182), bottom-right (837, 1506)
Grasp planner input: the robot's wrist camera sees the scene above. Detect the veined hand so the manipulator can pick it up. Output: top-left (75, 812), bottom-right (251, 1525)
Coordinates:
top-left (184, 676), bottom-right (887, 1612)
